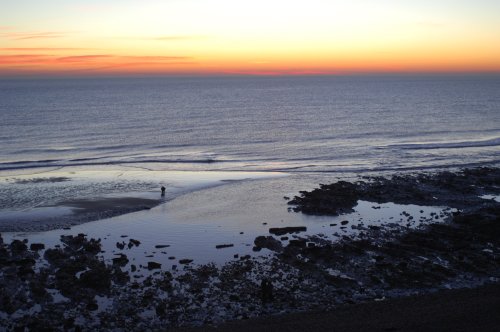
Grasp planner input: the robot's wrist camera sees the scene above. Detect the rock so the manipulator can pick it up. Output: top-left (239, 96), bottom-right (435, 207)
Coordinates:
top-left (280, 236), bottom-right (289, 241)
top-left (234, 254), bottom-right (239, 258)
top-left (131, 264), bottom-right (137, 272)
top-left (155, 245), bottom-right (169, 249)
top-left (86, 300), bottom-right (98, 311)
top-left (254, 236), bottom-right (283, 252)
top-left (30, 243), bottom-right (45, 251)
top-left (156, 301), bottom-right (167, 317)
top-left (116, 242), bottom-right (125, 250)
top-left (215, 244), bottom-right (234, 249)
top-left (148, 262), bottom-right (162, 270)
top-left (179, 259), bottom-right (193, 265)
top-left (288, 239), bottom-right (307, 248)
top-left (341, 220), bottom-right (349, 225)
top-left (44, 248), bottom-right (69, 264)
top-left (112, 266), bottom-right (130, 285)
top-left (112, 254), bottom-right (129, 267)
top-left (168, 256), bottom-right (175, 260)
top-left (10, 240), bottom-right (28, 254)
top-left (288, 181), bottom-right (359, 215)
top-left (129, 239), bottom-right (141, 247)
top-left (269, 227), bottom-right (307, 236)
top-left (79, 264), bottom-right (112, 293)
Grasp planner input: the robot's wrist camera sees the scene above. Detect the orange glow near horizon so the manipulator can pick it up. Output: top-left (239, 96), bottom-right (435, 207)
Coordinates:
top-left (1, 0), bottom-right (500, 76)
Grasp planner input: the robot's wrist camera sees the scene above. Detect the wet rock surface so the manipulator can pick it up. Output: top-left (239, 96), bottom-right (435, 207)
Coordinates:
top-left (0, 167), bottom-right (499, 331)
top-left (288, 167), bottom-right (500, 215)
top-left (254, 236), bottom-right (283, 252)
top-left (269, 227), bottom-right (307, 236)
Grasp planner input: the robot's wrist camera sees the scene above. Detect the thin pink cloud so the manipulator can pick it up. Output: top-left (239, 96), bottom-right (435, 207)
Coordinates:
top-left (57, 55), bottom-right (114, 62)
top-left (1, 47), bottom-right (90, 51)
top-left (120, 56), bottom-right (191, 61)
top-left (0, 53), bottom-right (196, 73)
top-left (0, 31), bottom-right (69, 40)
top-left (55, 55), bottom-right (192, 63)
top-left (0, 54), bottom-right (53, 64)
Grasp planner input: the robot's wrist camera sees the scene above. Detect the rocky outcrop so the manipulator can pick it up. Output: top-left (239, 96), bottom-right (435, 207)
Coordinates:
top-left (288, 167), bottom-right (500, 215)
top-left (254, 236), bottom-right (283, 252)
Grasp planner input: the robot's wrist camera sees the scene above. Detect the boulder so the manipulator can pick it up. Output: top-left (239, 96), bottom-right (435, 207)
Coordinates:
top-left (269, 227), bottom-right (307, 236)
top-left (147, 261), bottom-right (162, 270)
top-left (215, 244), bottom-right (234, 249)
top-left (30, 243), bottom-right (45, 251)
top-left (254, 236), bottom-right (283, 252)
top-left (79, 264), bottom-right (112, 293)
top-left (10, 240), bottom-right (27, 254)
top-left (112, 254), bottom-right (129, 267)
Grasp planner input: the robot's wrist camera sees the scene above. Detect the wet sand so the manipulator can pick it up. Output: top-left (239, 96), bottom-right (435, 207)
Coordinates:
top-left (0, 167), bottom-right (284, 232)
top-left (178, 283), bottom-right (500, 332)
top-left (54, 197), bottom-right (160, 214)
top-left (0, 196), bottom-right (161, 232)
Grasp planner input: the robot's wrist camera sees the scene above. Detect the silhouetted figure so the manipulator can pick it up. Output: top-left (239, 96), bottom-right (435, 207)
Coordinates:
top-left (261, 278), bottom-right (273, 303)
top-left (161, 186), bottom-right (166, 196)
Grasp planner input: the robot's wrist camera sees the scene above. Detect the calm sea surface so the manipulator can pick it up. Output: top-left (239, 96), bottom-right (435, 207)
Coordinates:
top-left (1, 75), bottom-right (499, 173)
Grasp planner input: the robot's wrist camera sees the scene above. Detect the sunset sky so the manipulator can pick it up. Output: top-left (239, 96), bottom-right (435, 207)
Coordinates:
top-left (1, 0), bottom-right (500, 76)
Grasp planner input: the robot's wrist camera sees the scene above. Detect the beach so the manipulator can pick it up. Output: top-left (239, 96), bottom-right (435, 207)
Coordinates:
top-left (2, 0), bottom-right (500, 327)
top-left (1, 75), bottom-right (499, 330)
top-left (0, 166), bottom-right (499, 330)
top-left (176, 283), bottom-right (500, 332)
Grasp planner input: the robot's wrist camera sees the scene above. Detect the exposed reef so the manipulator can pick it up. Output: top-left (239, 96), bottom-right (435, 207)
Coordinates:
top-left (0, 167), bottom-right (499, 330)
top-left (288, 167), bottom-right (500, 215)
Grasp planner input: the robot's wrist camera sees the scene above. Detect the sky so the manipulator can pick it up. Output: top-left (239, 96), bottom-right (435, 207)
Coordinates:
top-left (1, 0), bottom-right (500, 76)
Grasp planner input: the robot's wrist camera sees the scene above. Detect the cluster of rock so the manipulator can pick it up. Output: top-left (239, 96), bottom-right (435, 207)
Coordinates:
top-left (288, 167), bottom-right (500, 215)
top-left (0, 167), bottom-right (499, 330)
top-left (0, 233), bottom-right (133, 330)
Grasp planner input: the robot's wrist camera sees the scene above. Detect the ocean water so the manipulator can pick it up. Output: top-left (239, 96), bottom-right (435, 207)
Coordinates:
top-left (1, 75), bottom-right (498, 266)
top-left (1, 75), bottom-right (499, 174)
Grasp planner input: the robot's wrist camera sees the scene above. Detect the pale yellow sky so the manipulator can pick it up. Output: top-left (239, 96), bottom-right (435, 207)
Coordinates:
top-left (1, 0), bottom-right (500, 75)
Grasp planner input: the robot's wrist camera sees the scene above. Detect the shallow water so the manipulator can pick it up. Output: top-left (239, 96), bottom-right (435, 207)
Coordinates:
top-left (3, 176), bottom-right (450, 273)
top-left (0, 166), bottom-right (284, 223)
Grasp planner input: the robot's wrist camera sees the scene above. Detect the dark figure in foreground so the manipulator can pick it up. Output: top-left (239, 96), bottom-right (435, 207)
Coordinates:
top-left (261, 279), bottom-right (274, 303)
top-left (161, 186), bottom-right (166, 196)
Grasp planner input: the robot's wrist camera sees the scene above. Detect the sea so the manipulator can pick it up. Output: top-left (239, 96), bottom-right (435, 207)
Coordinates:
top-left (1, 74), bottom-right (499, 174)
top-left (1, 74), bottom-right (499, 266)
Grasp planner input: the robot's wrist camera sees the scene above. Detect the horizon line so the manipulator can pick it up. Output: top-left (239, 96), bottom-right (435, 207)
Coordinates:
top-left (2, 70), bottom-right (500, 80)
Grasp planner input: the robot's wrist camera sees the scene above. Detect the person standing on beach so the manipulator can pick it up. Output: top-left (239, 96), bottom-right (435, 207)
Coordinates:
top-left (261, 279), bottom-right (273, 303)
top-left (161, 186), bottom-right (166, 196)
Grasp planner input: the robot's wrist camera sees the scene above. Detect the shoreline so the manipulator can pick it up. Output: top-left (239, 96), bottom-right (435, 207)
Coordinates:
top-left (0, 167), bottom-right (285, 232)
top-left (0, 167), bottom-right (499, 330)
